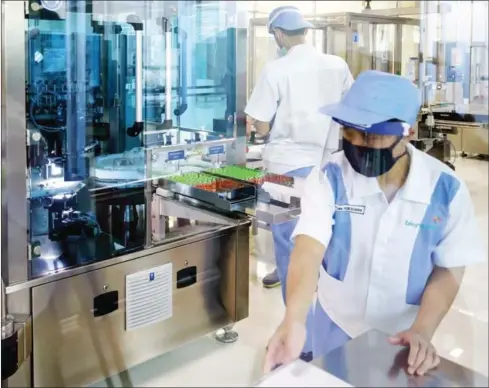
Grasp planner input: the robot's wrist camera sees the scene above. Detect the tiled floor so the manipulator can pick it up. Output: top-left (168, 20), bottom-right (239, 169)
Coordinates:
top-left (92, 157), bottom-right (488, 387)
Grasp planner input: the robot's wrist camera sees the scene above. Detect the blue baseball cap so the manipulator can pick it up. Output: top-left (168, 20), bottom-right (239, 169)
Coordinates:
top-left (268, 6), bottom-right (313, 34)
top-left (320, 70), bottom-right (421, 135)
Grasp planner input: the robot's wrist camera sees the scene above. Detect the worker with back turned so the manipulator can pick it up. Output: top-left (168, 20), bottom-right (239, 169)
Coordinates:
top-left (245, 6), bottom-right (353, 361)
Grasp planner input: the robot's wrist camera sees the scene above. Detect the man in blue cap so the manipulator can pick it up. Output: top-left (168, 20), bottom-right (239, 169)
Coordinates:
top-left (263, 71), bottom-right (485, 375)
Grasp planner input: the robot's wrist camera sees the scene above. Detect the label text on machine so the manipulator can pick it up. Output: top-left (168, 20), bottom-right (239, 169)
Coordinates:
top-left (167, 150), bottom-right (186, 161)
top-left (208, 145), bottom-right (225, 155)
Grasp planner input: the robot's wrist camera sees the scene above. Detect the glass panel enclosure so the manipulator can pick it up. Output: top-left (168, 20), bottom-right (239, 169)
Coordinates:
top-left (176, 1), bottom-right (237, 135)
top-left (419, 1), bottom-right (488, 114)
top-left (345, 21), bottom-right (372, 77)
top-left (318, 15), bottom-right (419, 78)
top-left (26, 0), bottom-right (145, 278)
top-left (24, 0), bottom-right (239, 279)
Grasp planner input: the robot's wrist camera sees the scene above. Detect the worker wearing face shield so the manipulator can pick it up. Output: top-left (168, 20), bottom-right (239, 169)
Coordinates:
top-left (264, 71), bottom-right (485, 375)
top-left (245, 6), bottom-right (353, 362)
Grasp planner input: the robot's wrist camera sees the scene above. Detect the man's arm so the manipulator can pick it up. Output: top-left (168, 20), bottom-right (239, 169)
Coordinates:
top-left (411, 266), bottom-right (465, 339)
top-left (284, 167), bottom-right (335, 324)
top-left (391, 266), bottom-right (465, 375)
top-left (246, 116), bottom-right (270, 138)
top-left (390, 180), bottom-right (485, 375)
top-left (254, 120), bottom-right (271, 137)
top-left (411, 181), bottom-right (484, 336)
top-left (245, 65), bottom-right (279, 137)
top-left (415, 180), bottom-right (484, 337)
top-left (285, 235), bottom-right (325, 324)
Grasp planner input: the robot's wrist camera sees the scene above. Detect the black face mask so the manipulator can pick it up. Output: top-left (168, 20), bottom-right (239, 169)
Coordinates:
top-left (342, 137), bottom-right (407, 178)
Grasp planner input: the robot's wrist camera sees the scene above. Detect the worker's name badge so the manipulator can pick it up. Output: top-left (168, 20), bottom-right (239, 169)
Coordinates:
top-left (335, 204), bottom-right (365, 215)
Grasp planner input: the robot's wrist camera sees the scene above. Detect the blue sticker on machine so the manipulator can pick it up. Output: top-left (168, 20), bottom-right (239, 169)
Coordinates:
top-left (208, 145), bottom-right (225, 155)
top-left (352, 32), bottom-right (359, 43)
top-left (167, 150), bottom-right (185, 161)
top-left (149, 272), bottom-right (155, 281)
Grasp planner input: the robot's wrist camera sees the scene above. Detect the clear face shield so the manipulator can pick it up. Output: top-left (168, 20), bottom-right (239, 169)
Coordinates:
top-left (318, 120), bottom-right (411, 189)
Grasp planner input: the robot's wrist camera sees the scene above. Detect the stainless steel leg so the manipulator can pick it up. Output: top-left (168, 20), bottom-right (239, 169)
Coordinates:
top-left (214, 325), bottom-right (239, 343)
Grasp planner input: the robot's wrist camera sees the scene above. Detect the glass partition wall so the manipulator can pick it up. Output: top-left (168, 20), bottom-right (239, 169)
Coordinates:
top-left (419, 0), bottom-right (488, 111)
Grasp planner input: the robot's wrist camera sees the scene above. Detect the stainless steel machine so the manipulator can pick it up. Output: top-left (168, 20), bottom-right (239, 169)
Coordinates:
top-left (1, 1), bottom-right (299, 387)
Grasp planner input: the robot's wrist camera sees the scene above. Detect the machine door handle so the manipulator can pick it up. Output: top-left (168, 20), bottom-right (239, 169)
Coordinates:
top-left (173, 26), bottom-right (188, 117)
top-left (127, 15), bottom-right (144, 137)
top-left (93, 290), bottom-right (119, 317)
top-left (157, 17), bottom-right (174, 129)
top-left (176, 266), bottom-right (197, 289)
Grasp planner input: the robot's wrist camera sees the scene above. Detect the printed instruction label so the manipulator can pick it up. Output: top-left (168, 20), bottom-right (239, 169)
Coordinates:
top-left (125, 263), bottom-right (173, 331)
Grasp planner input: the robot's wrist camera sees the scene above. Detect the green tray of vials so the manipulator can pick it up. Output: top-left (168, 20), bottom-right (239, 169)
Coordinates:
top-left (161, 171), bottom-right (256, 209)
top-left (204, 165), bottom-right (294, 187)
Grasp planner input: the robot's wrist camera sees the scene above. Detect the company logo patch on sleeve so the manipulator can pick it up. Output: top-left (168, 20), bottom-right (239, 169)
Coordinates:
top-left (335, 204), bottom-right (365, 215)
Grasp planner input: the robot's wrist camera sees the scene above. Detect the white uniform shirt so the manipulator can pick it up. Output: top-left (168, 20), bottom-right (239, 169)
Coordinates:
top-left (245, 44), bottom-right (353, 175)
top-left (292, 144), bottom-right (486, 338)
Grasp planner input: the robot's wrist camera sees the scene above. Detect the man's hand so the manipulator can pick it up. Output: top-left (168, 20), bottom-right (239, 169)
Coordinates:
top-left (388, 329), bottom-right (440, 376)
top-left (263, 319), bottom-right (306, 374)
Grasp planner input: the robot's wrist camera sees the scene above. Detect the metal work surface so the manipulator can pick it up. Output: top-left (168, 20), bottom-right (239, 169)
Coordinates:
top-left (312, 330), bottom-right (488, 387)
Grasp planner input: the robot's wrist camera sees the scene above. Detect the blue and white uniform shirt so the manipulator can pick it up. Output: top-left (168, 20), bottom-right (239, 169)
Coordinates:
top-left (292, 144), bottom-right (486, 337)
